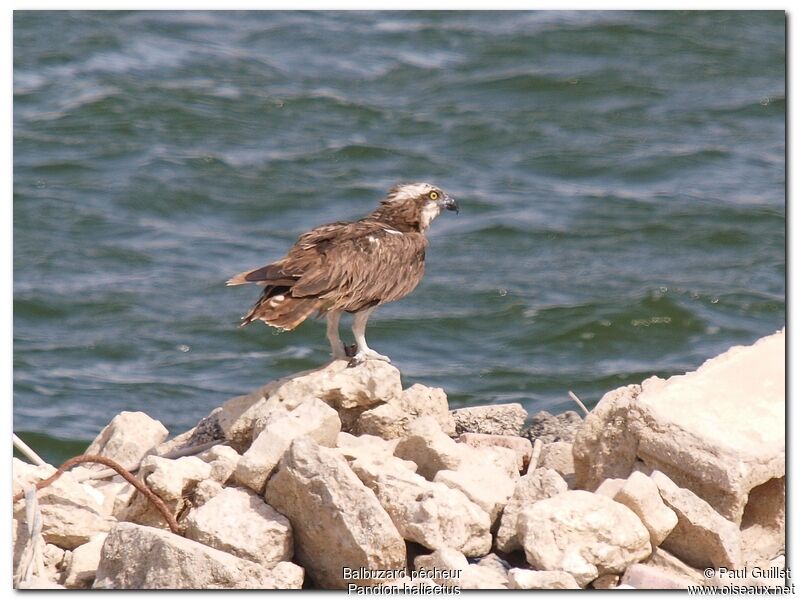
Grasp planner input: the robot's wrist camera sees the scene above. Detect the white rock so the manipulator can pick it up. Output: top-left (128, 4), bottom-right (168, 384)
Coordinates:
top-left (460, 564), bottom-right (508, 589)
top-left (357, 465), bottom-right (492, 557)
top-left (84, 411), bottom-right (169, 470)
top-left (184, 486), bottom-right (292, 567)
top-left (519, 490), bottom-right (652, 586)
top-left (198, 444), bottom-right (240, 484)
top-left (393, 417), bottom-right (465, 479)
top-left (13, 459), bottom-right (114, 550)
top-left (594, 477), bottom-right (626, 498)
top-left (191, 479), bottom-right (224, 506)
top-left (621, 563), bottom-right (695, 589)
top-left (451, 403), bottom-right (528, 436)
top-left (235, 397), bottom-right (341, 492)
top-left (651, 470), bottom-right (742, 569)
top-left (507, 568), bottom-right (581, 590)
top-left (574, 331), bottom-right (785, 561)
top-left (538, 441), bottom-right (575, 482)
top-left (433, 467), bottom-right (515, 524)
top-left (413, 548), bottom-right (468, 586)
top-left (573, 384), bottom-right (643, 490)
top-left (615, 471), bottom-right (678, 548)
top-left (400, 384), bottom-right (456, 436)
top-left (348, 452), bottom-right (418, 488)
top-left (642, 548), bottom-right (705, 585)
top-left (217, 360), bottom-right (402, 447)
top-left (63, 533), bottom-right (107, 588)
top-left (121, 455), bottom-right (211, 529)
top-left (93, 522), bottom-right (302, 589)
top-left (495, 468), bottom-right (568, 553)
top-left (357, 384), bottom-right (456, 439)
top-left (457, 433), bottom-right (532, 472)
top-left (265, 438), bottom-right (406, 589)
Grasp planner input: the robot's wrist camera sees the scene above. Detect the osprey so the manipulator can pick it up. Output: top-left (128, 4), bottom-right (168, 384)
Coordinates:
top-left (228, 183), bottom-right (458, 364)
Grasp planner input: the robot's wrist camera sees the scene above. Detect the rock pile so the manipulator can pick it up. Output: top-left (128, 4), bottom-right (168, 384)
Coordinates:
top-left (12, 331), bottom-right (785, 590)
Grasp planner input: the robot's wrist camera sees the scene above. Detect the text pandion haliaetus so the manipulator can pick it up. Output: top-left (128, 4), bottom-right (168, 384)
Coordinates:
top-left (227, 183), bottom-right (459, 364)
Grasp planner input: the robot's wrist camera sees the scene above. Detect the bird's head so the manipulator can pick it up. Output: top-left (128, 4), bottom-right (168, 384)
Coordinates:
top-left (378, 182), bottom-right (459, 232)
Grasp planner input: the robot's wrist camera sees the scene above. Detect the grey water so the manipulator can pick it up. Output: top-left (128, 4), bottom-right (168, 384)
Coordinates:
top-left (13, 11), bottom-right (785, 462)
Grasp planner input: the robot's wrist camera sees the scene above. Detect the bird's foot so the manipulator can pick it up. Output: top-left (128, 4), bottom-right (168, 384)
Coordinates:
top-left (331, 343), bottom-right (358, 361)
top-left (347, 348), bottom-right (392, 368)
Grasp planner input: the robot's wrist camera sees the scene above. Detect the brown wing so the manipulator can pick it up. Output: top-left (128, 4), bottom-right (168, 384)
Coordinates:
top-left (288, 220), bottom-right (428, 313)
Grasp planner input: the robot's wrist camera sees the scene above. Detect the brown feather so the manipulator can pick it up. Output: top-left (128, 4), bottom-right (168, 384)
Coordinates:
top-left (232, 185), bottom-right (441, 330)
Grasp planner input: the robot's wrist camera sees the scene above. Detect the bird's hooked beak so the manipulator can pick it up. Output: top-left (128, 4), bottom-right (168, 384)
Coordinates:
top-left (438, 194), bottom-right (459, 214)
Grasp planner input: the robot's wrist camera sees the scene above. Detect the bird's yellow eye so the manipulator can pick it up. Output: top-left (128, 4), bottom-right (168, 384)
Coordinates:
top-left (429, 191), bottom-right (439, 200)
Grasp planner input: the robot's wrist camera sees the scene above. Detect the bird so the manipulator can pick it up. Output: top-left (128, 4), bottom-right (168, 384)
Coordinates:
top-left (227, 182), bottom-right (459, 365)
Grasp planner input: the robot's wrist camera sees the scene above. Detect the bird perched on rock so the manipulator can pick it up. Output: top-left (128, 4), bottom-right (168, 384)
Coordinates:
top-left (228, 182), bottom-right (459, 365)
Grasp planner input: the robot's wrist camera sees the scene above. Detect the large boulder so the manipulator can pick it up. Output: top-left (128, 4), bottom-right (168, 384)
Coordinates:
top-left (573, 331), bottom-right (785, 561)
top-left (83, 411), bottom-right (168, 470)
top-left (518, 490), bottom-right (652, 586)
top-left (457, 433), bottom-right (532, 472)
top-left (651, 470), bottom-right (742, 569)
top-left (121, 455), bottom-right (210, 529)
top-left (219, 360), bottom-right (403, 447)
top-left (235, 397), bottom-right (341, 492)
top-left (613, 471), bottom-right (678, 549)
top-left (356, 384), bottom-right (455, 439)
top-left (264, 438), bottom-right (406, 589)
top-left (451, 403), bottom-right (528, 436)
top-left (352, 459), bottom-right (492, 557)
top-left (183, 486), bottom-right (293, 567)
top-left (495, 468), bottom-right (568, 553)
top-left (93, 522), bottom-right (302, 589)
top-left (62, 533), bottom-right (107, 588)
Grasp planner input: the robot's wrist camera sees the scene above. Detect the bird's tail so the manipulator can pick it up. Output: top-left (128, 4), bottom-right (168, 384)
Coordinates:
top-left (240, 287), bottom-right (320, 331)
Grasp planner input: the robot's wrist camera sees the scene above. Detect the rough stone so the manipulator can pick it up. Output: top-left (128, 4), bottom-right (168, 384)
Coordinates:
top-left (197, 444), bottom-right (240, 484)
top-left (594, 478), bottom-right (626, 499)
top-left (413, 548), bottom-right (468, 586)
top-left (265, 438), bottom-right (406, 589)
top-left (538, 441), bottom-right (575, 482)
top-left (63, 533), bottom-right (107, 589)
top-left (519, 490), bottom-right (652, 586)
top-left (592, 573), bottom-right (621, 589)
top-left (495, 468), bottom-right (568, 553)
top-left (434, 467), bottom-right (515, 524)
top-left (615, 471), bottom-right (678, 548)
top-left (642, 548), bottom-right (705, 585)
top-left (460, 564), bottom-right (508, 589)
top-left (621, 563), bottom-right (695, 589)
top-left (393, 417), bottom-right (466, 479)
top-left (507, 568), bottom-right (580, 590)
top-left (457, 433), bottom-right (532, 472)
top-left (93, 522), bottom-right (302, 589)
top-left (634, 332), bottom-right (784, 525)
top-left (121, 455), bottom-right (211, 529)
top-left (573, 331), bottom-right (785, 556)
top-left (651, 470), bottom-right (742, 569)
top-left (573, 384), bottom-right (642, 491)
top-left (84, 411), bottom-right (169, 470)
top-left (524, 410), bottom-right (583, 443)
top-left (13, 459), bottom-right (114, 550)
top-left (191, 479), bottom-right (224, 506)
top-left (356, 464), bottom-right (492, 557)
top-left (451, 403), bottom-right (528, 436)
top-left (235, 397), bottom-right (340, 492)
top-left (184, 486), bottom-right (293, 567)
top-left (348, 452), bottom-right (418, 488)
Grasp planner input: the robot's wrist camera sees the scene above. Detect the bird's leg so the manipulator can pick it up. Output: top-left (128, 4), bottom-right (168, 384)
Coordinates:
top-left (326, 311), bottom-right (348, 360)
top-left (349, 307), bottom-right (391, 366)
